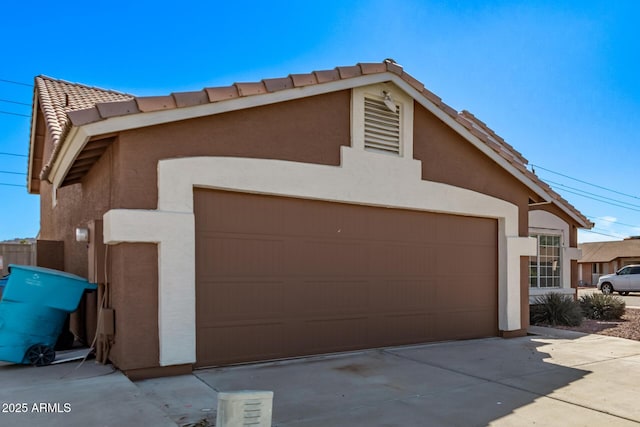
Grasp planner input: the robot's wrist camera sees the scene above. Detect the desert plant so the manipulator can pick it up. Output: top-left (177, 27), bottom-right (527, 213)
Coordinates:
top-left (530, 293), bottom-right (583, 326)
top-left (579, 293), bottom-right (626, 320)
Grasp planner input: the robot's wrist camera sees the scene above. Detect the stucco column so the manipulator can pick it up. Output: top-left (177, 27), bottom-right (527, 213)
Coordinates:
top-left (103, 209), bottom-right (196, 366)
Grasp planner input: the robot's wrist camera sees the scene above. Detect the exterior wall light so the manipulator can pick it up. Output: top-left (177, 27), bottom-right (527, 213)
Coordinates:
top-left (75, 227), bottom-right (90, 243)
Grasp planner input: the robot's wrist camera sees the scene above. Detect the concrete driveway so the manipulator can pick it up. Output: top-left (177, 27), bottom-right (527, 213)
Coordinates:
top-left (138, 328), bottom-right (640, 426)
top-left (3, 328), bottom-right (640, 426)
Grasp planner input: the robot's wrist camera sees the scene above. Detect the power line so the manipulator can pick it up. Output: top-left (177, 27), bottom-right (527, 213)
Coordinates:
top-left (532, 163), bottom-right (640, 201)
top-left (581, 229), bottom-right (625, 239)
top-left (0, 182), bottom-right (23, 188)
top-left (558, 187), bottom-right (640, 213)
top-left (530, 165), bottom-right (640, 236)
top-left (0, 99), bottom-right (30, 107)
top-left (0, 78), bottom-right (31, 87)
top-left (588, 216), bottom-right (640, 231)
top-left (0, 170), bottom-right (26, 176)
top-left (0, 152), bottom-right (27, 158)
top-left (0, 110), bottom-right (30, 118)
top-left (545, 178), bottom-right (640, 210)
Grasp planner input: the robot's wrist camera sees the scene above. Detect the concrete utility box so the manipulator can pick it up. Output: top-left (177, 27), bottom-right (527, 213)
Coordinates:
top-left (216, 390), bottom-right (274, 427)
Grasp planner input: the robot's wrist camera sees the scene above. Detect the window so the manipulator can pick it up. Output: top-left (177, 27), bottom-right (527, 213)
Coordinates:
top-left (529, 234), bottom-right (561, 288)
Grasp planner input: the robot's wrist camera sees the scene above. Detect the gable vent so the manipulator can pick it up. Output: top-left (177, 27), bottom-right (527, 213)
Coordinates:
top-left (364, 96), bottom-right (401, 155)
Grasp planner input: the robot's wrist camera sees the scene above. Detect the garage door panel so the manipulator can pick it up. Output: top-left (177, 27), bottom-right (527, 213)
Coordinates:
top-left (199, 190), bottom-right (285, 235)
top-left (379, 313), bottom-right (434, 345)
top-left (198, 323), bottom-right (285, 365)
top-left (434, 309), bottom-right (496, 340)
top-left (301, 317), bottom-right (368, 354)
top-left (434, 278), bottom-right (497, 310)
top-left (286, 201), bottom-right (370, 239)
top-left (382, 280), bottom-right (432, 311)
top-left (195, 189), bottom-right (498, 367)
top-left (366, 208), bottom-right (436, 243)
top-left (368, 243), bottom-right (431, 276)
top-left (290, 240), bottom-right (367, 276)
top-left (434, 215), bottom-right (496, 245)
top-left (434, 247), bottom-right (496, 278)
top-left (198, 234), bottom-right (284, 277)
top-left (437, 276), bottom-right (497, 305)
top-left (295, 280), bottom-right (370, 315)
top-left (444, 244), bottom-right (496, 273)
top-left (197, 280), bottom-right (286, 323)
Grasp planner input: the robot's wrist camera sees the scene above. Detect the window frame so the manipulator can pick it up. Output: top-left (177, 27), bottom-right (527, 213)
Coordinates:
top-left (529, 233), bottom-right (562, 289)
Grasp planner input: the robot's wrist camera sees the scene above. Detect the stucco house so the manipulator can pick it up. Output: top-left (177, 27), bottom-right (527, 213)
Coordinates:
top-left (27, 60), bottom-right (592, 379)
top-left (578, 238), bottom-right (640, 286)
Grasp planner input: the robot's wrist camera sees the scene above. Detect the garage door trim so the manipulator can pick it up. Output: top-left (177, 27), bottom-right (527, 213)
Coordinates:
top-left (103, 148), bottom-right (537, 366)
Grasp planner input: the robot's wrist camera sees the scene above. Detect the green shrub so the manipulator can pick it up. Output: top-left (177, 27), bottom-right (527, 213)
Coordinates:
top-left (579, 293), bottom-right (626, 320)
top-left (530, 293), bottom-right (583, 326)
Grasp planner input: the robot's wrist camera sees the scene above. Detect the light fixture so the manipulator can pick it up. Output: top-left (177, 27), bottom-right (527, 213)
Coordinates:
top-left (75, 227), bottom-right (90, 243)
top-left (382, 90), bottom-right (396, 112)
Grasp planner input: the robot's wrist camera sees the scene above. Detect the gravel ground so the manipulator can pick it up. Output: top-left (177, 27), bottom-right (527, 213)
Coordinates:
top-left (553, 308), bottom-right (640, 341)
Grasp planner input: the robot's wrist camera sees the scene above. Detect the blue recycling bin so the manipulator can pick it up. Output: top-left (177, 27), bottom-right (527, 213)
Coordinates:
top-left (0, 275), bottom-right (6, 302)
top-left (0, 265), bottom-right (97, 366)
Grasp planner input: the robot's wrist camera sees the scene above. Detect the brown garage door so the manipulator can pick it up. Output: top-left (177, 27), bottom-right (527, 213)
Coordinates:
top-left (194, 189), bottom-right (497, 367)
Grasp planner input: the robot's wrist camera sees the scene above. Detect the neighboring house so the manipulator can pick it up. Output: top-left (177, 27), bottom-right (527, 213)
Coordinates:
top-left (26, 61), bottom-right (592, 379)
top-left (578, 238), bottom-right (640, 286)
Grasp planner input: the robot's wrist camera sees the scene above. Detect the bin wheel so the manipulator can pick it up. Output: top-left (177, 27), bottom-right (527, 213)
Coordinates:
top-left (25, 344), bottom-right (55, 367)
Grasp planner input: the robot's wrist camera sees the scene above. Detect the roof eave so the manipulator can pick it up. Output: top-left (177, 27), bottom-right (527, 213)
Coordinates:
top-left (48, 71), bottom-right (591, 228)
top-left (49, 73), bottom-right (400, 188)
top-left (26, 86), bottom-right (41, 195)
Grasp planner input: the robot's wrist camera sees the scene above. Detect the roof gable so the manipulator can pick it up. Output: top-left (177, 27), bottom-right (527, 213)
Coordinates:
top-left (27, 61), bottom-right (592, 228)
top-left (29, 76), bottom-right (133, 183)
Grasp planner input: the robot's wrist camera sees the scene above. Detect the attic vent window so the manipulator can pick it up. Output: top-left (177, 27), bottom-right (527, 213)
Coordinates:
top-left (364, 94), bottom-right (400, 155)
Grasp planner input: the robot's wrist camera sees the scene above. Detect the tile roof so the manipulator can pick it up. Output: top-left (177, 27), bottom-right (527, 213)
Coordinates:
top-left (32, 61), bottom-right (592, 228)
top-left (579, 239), bottom-right (640, 263)
top-left (34, 76), bottom-right (133, 179)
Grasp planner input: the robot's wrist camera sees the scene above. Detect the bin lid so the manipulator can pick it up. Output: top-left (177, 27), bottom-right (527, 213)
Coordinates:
top-left (8, 264), bottom-right (96, 287)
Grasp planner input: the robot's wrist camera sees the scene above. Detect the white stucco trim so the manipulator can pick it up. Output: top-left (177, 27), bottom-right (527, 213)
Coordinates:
top-left (528, 210), bottom-right (581, 303)
top-left (103, 210), bottom-right (195, 366)
top-left (104, 146), bottom-right (536, 366)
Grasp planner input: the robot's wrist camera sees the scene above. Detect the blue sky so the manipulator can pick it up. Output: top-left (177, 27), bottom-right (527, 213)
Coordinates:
top-left (0, 0), bottom-right (638, 242)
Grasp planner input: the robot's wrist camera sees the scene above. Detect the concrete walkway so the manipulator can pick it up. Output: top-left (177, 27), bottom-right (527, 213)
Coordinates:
top-left (0, 360), bottom-right (175, 426)
top-left (3, 327), bottom-right (640, 426)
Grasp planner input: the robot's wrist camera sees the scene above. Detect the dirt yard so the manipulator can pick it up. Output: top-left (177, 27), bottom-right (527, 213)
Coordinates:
top-left (555, 308), bottom-right (640, 341)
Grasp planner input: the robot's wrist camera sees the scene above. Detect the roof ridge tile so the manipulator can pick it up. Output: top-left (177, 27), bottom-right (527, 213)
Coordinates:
top-left (205, 86), bottom-right (239, 102)
top-left (136, 95), bottom-right (177, 112)
top-left (172, 90), bottom-right (209, 108)
top-left (336, 65), bottom-right (362, 79)
top-left (234, 82), bottom-right (267, 97)
top-left (313, 69), bottom-right (340, 83)
top-left (289, 73), bottom-right (318, 87)
top-left (358, 63), bottom-right (387, 75)
top-left (262, 77), bottom-right (294, 93)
